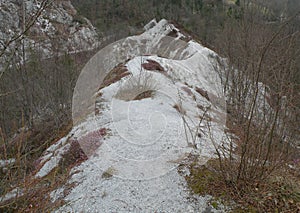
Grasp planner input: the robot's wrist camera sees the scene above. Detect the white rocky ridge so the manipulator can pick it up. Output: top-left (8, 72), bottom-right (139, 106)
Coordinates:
top-left (45, 19), bottom-right (228, 212)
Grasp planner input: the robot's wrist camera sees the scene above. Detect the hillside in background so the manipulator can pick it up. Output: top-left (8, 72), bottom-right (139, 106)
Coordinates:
top-left (71, 0), bottom-right (300, 44)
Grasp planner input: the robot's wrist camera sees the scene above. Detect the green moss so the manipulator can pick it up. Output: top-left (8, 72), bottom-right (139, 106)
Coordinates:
top-left (186, 162), bottom-right (219, 195)
top-left (211, 201), bottom-right (219, 209)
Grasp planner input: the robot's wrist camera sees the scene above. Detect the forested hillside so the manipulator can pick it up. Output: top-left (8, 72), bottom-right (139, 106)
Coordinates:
top-left (71, 0), bottom-right (300, 43)
top-left (71, 0), bottom-right (224, 43)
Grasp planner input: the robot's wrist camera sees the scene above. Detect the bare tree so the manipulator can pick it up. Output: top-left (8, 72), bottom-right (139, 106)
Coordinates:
top-left (212, 5), bottom-right (300, 186)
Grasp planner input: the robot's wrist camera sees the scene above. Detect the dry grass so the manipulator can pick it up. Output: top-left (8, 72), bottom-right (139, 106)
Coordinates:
top-left (183, 155), bottom-right (300, 212)
top-left (173, 103), bottom-right (186, 115)
top-left (220, 116), bottom-right (299, 184)
top-left (0, 138), bottom-right (88, 212)
top-left (133, 90), bottom-right (155, 100)
top-left (195, 86), bottom-right (210, 101)
top-left (115, 71), bottom-right (158, 101)
top-left (99, 62), bottom-right (131, 90)
top-left (0, 120), bottom-right (78, 212)
top-left (101, 167), bottom-right (116, 179)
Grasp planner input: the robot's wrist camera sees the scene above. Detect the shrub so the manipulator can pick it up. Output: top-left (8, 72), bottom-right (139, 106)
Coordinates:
top-left (115, 71), bottom-right (158, 101)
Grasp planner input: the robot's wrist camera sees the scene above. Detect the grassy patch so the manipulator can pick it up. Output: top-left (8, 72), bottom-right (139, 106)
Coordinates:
top-left (115, 71), bottom-right (158, 101)
top-left (184, 157), bottom-right (225, 197)
top-left (184, 156), bottom-right (300, 212)
top-left (133, 90), bottom-right (155, 100)
top-left (0, 160), bottom-right (76, 212)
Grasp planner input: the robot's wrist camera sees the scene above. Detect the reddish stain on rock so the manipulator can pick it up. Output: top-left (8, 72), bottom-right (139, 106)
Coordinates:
top-left (142, 59), bottom-right (165, 72)
top-left (77, 128), bottom-right (108, 157)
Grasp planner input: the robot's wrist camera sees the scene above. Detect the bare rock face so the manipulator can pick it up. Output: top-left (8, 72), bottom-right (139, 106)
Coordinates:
top-left (0, 0), bottom-right (98, 59)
